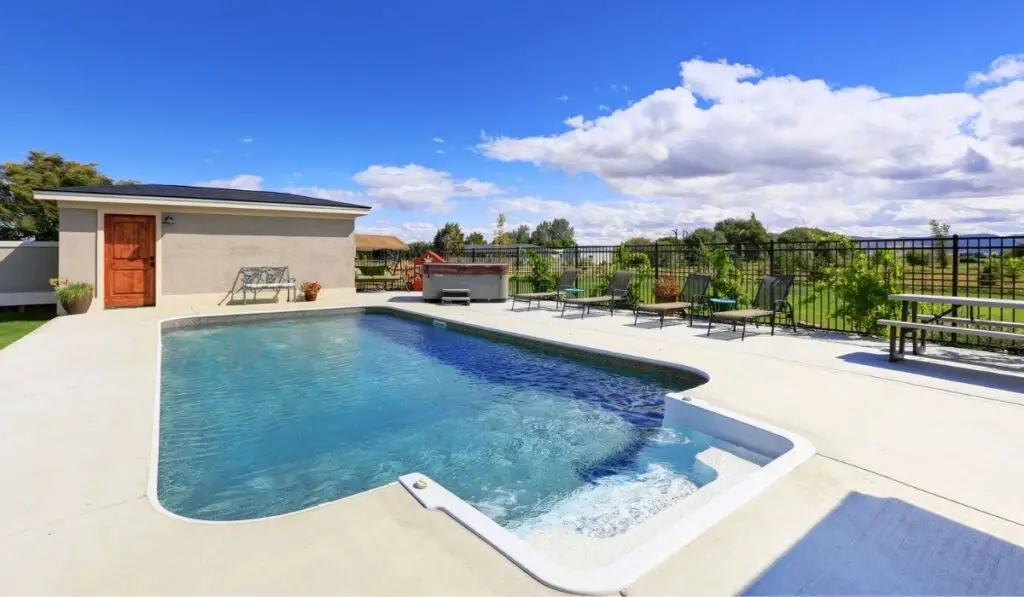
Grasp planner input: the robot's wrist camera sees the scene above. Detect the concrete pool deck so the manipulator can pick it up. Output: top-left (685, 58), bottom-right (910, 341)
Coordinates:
top-left (1, 293), bottom-right (1023, 595)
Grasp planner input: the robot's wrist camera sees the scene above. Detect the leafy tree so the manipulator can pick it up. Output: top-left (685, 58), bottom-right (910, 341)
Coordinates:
top-left (493, 213), bottom-right (510, 245)
top-left (714, 213), bottom-right (770, 261)
top-left (1, 151), bottom-right (131, 240)
top-left (406, 240), bottom-right (432, 256)
top-left (775, 226), bottom-right (851, 276)
top-left (432, 222), bottom-right (464, 255)
top-left (655, 235), bottom-right (681, 245)
top-left (465, 232), bottom-right (486, 245)
top-left (530, 218), bottom-right (575, 248)
top-left (624, 236), bottom-right (653, 246)
top-left (929, 219), bottom-right (952, 269)
top-left (512, 224), bottom-right (531, 244)
top-left (681, 227), bottom-right (726, 250)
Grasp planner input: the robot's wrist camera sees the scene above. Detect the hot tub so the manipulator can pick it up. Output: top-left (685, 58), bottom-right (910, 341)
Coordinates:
top-left (422, 263), bottom-right (509, 302)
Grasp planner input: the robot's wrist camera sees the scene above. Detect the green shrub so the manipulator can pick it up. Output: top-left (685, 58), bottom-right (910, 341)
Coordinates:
top-left (526, 250), bottom-right (556, 292)
top-left (54, 282), bottom-right (93, 304)
top-left (702, 247), bottom-right (744, 304)
top-left (904, 249), bottom-right (931, 267)
top-left (805, 251), bottom-right (902, 334)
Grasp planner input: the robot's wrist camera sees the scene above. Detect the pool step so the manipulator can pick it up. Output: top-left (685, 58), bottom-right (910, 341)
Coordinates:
top-left (440, 288), bottom-right (471, 305)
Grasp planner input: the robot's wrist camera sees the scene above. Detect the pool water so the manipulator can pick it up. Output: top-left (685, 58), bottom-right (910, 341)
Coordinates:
top-left (159, 312), bottom-right (728, 537)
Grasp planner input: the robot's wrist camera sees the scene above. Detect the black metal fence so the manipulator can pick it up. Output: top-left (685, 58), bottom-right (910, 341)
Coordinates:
top-left (357, 235), bottom-right (1024, 346)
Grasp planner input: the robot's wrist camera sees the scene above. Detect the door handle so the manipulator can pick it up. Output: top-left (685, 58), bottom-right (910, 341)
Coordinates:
top-left (148, 257), bottom-right (156, 267)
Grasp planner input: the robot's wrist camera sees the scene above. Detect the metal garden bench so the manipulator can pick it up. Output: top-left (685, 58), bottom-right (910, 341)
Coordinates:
top-left (234, 266), bottom-right (297, 304)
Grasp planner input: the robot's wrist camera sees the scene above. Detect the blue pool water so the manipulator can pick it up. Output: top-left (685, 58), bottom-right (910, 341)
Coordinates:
top-left (159, 312), bottom-right (720, 536)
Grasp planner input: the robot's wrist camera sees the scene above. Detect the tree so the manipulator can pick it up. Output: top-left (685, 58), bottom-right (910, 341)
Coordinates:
top-left (681, 227), bottom-right (726, 251)
top-left (624, 236), bottom-right (653, 246)
top-left (511, 224), bottom-right (531, 244)
top-left (406, 240), bottom-right (432, 256)
top-left (714, 213), bottom-right (770, 260)
top-left (432, 222), bottom-right (464, 254)
top-left (929, 219), bottom-right (952, 269)
top-left (530, 218), bottom-right (575, 248)
top-left (0, 151), bottom-right (131, 240)
top-left (493, 213), bottom-right (510, 245)
top-left (465, 232), bottom-right (486, 245)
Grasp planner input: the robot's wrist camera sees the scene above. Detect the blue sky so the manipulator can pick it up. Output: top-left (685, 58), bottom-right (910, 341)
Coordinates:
top-left (3, 1), bottom-right (1024, 241)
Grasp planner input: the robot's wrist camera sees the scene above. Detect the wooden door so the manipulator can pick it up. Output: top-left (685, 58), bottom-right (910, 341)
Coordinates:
top-left (104, 214), bottom-right (156, 308)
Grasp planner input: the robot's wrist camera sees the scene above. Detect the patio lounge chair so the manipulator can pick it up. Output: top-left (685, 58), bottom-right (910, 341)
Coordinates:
top-left (633, 273), bottom-right (712, 328)
top-left (706, 275), bottom-right (796, 340)
top-left (560, 271), bottom-right (635, 318)
top-left (511, 268), bottom-right (581, 311)
top-left (356, 264), bottom-right (403, 291)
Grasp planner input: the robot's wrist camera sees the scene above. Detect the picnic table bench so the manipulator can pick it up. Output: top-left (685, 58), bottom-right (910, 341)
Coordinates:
top-left (878, 294), bottom-right (1024, 362)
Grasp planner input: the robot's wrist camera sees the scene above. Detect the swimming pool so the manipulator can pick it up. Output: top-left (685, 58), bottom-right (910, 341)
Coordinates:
top-left (156, 308), bottom-right (813, 594)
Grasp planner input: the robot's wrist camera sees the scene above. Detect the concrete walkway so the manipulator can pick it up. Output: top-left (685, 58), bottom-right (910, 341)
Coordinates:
top-left (1, 293), bottom-right (1022, 595)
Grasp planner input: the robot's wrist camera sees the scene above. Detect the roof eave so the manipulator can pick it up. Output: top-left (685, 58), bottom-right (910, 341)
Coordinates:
top-left (34, 190), bottom-right (371, 217)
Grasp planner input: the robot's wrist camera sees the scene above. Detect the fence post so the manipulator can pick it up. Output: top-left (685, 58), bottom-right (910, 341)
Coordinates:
top-left (574, 245), bottom-right (579, 268)
top-left (951, 234), bottom-right (960, 344)
top-left (769, 241), bottom-right (776, 275)
top-left (471, 248), bottom-right (476, 263)
top-left (653, 243), bottom-right (660, 279)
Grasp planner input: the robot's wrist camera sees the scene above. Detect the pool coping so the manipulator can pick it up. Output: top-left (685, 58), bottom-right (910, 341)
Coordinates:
top-left (150, 304), bottom-right (816, 594)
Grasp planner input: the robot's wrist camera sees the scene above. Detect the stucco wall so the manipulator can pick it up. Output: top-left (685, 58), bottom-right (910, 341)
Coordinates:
top-left (160, 212), bottom-right (355, 296)
top-left (58, 207), bottom-right (98, 297)
top-left (0, 242), bottom-right (58, 294)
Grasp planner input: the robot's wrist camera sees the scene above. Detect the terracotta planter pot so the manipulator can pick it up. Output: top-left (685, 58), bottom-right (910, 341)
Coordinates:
top-left (304, 291), bottom-right (319, 302)
top-left (62, 296), bottom-right (93, 315)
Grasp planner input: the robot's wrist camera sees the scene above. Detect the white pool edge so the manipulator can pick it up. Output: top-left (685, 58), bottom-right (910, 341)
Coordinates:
top-left (147, 304), bottom-right (815, 595)
top-left (399, 395), bottom-right (814, 595)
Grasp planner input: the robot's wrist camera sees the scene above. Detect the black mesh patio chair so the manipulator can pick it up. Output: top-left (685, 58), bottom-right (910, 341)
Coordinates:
top-left (511, 269), bottom-right (581, 311)
top-left (560, 271), bottom-right (635, 318)
top-left (633, 273), bottom-right (713, 328)
top-left (706, 275), bottom-right (795, 340)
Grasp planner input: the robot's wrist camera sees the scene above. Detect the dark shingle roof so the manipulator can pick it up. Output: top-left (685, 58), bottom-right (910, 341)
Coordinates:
top-left (35, 183), bottom-right (371, 210)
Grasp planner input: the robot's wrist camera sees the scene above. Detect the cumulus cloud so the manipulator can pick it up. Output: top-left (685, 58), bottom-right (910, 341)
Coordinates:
top-left (558, 95), bottom-right (569, 102)
top-left (479, 56), bottom-right (1024, 238)
top-left (197, 174), bottom-right (263, 190)
top-left (968, 54), bottom-right (1024, 87)
top-left (357, 221), bottom-right (438, 242)
top-left (239, 137), bottom-right (253, 144)
top-left (352, 164), bottom-right (504, 212)
top-left (432, 137), bottom-right (445, 144)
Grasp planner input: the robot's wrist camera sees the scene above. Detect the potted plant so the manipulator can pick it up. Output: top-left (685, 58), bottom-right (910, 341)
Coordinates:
top-left (301, 280), bottom-right (322, 302)
top-left (49, 278), bottom-right (94, 315)
top-left (653, 278), bottom-right (681, 303)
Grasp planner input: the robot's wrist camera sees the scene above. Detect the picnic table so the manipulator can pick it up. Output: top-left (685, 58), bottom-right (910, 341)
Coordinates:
top-left (879, 294), bottom-right (1024, 362)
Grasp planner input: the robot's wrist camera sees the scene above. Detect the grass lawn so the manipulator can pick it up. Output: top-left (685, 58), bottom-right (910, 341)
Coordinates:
top-left (0, 307), bottom-right (56, 350)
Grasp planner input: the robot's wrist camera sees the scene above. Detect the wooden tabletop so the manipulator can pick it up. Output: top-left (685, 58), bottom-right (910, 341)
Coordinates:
top-left (888, 293), bottom-right (1024, 309)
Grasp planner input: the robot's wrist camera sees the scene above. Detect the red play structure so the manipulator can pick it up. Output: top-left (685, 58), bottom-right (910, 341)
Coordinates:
top-left (405, 250), bottom-right (445, 291)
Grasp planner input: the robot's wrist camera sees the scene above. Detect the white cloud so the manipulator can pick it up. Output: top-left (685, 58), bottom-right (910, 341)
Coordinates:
top-left (436, 149), bottom-right (445, 155)
top-left (352, 164), bottom-right (504, 212)
top-left (197, 174), bottom-right (263, 191)
top-left (968, 54), bottom-right (1024, 87)
top-left (282, 185), bottom-right (366, 206)
top-left (432, 137), bottom-right (445, 144)
top-left (239, 137), bottom-right (253, 144)
top-left (558, 95), bottom-right (569, 102)
top-left (479, 56), bottom-right (1024, 238)
top-left (356, 221), bottom-right (438, 242)
top-left (597, 104), bottom-right (610, 112)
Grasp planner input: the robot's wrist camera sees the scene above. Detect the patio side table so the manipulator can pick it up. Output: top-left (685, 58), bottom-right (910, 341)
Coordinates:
top-left (709, 297), bottom-right (737, 312)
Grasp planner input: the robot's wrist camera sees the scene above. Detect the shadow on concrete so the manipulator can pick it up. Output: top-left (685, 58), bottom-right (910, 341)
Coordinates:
top-left (385, 295), bottom-right (425, 303)
top-left (838, 352), bottom-right (1024, 395)
top-left (743, 492), bottom-right (1024, 595)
